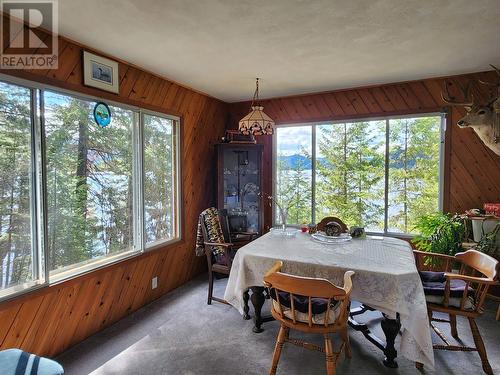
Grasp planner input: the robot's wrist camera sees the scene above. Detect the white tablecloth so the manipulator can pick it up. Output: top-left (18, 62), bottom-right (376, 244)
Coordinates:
top-left (224, 232), bottom-right (434, 368)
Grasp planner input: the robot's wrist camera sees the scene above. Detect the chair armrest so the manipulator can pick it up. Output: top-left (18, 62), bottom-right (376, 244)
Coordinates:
top-left (440, 273), bottom-right (498, 311)
top-left (413, 250), bottom-right (456, 261)
top-left (204, 242), bottom-right (234, 268)
top-left (233, 231), bottom-right (258, 240)
top-left (413, 250), bottom-right (456, 272)
top-left (204, 242), bottom-right (233, 247)
top-left (444, 273), bottom-right (498, 285)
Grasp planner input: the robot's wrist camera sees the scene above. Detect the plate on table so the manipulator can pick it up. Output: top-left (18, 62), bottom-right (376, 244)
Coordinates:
top-left (311, 232), bottom-right (352, 244)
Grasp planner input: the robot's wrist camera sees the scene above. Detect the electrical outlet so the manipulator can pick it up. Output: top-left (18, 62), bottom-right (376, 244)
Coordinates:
top-left (151, 276), bottom-right (158, 289)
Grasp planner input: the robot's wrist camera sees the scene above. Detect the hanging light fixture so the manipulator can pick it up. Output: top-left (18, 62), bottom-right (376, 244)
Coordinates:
top-left (239, 78), bottom-right (275, 136)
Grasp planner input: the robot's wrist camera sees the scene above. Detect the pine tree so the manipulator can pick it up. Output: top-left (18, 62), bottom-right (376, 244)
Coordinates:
top-left (315, 121), bottom-right (385, 229)
top-left (0, 83), bottom-right (33, 287)
top-left (388, 117), bottom-right (440, 233)
top-left (276, 150), bottom-right (311, 225)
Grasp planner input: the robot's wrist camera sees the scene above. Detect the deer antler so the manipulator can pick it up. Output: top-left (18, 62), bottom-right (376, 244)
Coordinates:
top-left (441, 80), bottom-right (474, 107)
top-left (479, 64), bottom-right (500, 87)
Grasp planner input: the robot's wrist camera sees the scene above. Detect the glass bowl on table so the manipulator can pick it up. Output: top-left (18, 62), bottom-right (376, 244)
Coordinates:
top-left (270, 226), bottom-right (299, 238)
top-left (311, 231), bottom-right (352, 244)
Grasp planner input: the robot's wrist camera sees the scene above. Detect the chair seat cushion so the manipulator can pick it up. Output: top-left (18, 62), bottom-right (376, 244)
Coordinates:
top-left (0, 349), bottom-right (64, 375)
top-left (424, 294), bottom-right (475, 310)
top-left (270, 289), bottom-right (340, 325)
top-left (419, 271), bottom-right (475, 310)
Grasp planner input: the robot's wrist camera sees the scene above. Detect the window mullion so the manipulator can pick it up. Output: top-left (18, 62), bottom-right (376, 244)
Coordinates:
top-left (438, 114), bottom-right (446, 212)
top-left (133, 111), bottom-right (144, 252)
top-left (29, 88), bottom-right (40, 282)
top-left (37, 89), bottom-right (50, 284)
top-left (311, 124), bottom-right (316, 224)
top-left (384, 119), bottom-right (390, 234)
top-left (272, 129), bottom-right (277, 226)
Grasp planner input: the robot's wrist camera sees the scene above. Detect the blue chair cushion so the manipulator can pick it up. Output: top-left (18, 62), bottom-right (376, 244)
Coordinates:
top-left (269, 288), bottom-right (338, 314)
top-left (419, 271), bottom-right (475, 298)
top-left (0, 349), bottom-right (64, 375)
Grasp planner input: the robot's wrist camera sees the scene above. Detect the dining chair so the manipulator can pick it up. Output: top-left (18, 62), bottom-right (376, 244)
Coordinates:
top-left (316, 216), bottom-right (348, 233)
top-left (196, 207), bottom-right (255, 305)
top-left (413, 249), bottom-right (499, 374)
top-left (263, 261), bottom-right (355, 375)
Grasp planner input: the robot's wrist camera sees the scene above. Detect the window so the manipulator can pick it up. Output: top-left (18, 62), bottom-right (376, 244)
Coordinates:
top-left (44, 91), bottom-right (136, 276)
top-left (0, 76), bottom-right (180, 299)
top-left (143, 113), bottom-right (179, 245)
top-left (0, 82), bottom-right (40, 293)
top-left (275, 126), bottom-right (312, 225)
top-left (274, 115), bottom-right (443, 235)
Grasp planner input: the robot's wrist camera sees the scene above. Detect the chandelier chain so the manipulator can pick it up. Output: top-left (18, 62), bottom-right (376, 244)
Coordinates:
top-left (252, 78), bottom-right (260, 106)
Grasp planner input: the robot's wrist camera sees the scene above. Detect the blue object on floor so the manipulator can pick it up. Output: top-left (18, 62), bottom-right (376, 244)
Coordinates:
top-left (0, 349), bottom-right (64, 375)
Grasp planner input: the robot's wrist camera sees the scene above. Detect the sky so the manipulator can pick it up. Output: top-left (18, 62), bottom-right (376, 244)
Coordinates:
top-left (276, 126), bottom-right (312, 156)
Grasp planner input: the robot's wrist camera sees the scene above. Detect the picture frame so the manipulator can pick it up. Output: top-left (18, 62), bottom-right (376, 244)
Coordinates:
top-left (83, 51), bottom-right (119, 94)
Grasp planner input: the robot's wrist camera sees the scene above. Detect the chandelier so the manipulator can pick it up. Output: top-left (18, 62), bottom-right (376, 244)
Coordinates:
top-left (238, 78), bottom-right (275, 136)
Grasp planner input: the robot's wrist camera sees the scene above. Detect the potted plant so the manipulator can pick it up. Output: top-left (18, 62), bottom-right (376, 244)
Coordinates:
top-left (413, 213), bottom-right (466, 267)
top-left (476, 223), bottom-right (500, 260)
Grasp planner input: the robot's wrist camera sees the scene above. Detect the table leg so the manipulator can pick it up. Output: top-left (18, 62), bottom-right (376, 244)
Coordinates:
top-left (243, 289), bottom-right (251, 320)
top-left (381, 313), bottom-right (401, 368)
top-left (250, 286), bottom-right (266, 333)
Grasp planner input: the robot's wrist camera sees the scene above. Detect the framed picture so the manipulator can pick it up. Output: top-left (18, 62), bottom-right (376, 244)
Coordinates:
top-left (83, 51), bottom-right (119, 94)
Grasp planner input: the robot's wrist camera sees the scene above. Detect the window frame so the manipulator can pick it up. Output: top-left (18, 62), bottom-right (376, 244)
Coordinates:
top-left (140, 110), bottom-right (182, 249)
top-left (0, 73), bottom-right (182, 301)
top-left (272, 112), bottom-right (446, 238)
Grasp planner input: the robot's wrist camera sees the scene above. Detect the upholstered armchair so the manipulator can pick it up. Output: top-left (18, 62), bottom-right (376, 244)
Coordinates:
top-left (413, 249), bottom-right (499, 375)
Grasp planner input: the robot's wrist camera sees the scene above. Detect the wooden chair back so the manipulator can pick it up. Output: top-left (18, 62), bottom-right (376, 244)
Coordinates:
top-left (456, 249), bottom-right (498, 280)
top-left (263, 261), bottom-right (354, 330)
top-left (199, 208), bottom-right (233, 268)
top-left (414, 249), bottom-right (499, 315)
top-left (316, 216), bottom-right (348, 233)
top-left (217, 209), bottom-right (232, 243)
top-left (199, 208), bottom-right (231, 244)
top-left (455, 250), bottom-right (499, 313)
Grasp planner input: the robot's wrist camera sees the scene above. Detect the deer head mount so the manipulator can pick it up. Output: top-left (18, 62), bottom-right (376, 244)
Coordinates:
top-left (441, 65), bottom-right (500, 156)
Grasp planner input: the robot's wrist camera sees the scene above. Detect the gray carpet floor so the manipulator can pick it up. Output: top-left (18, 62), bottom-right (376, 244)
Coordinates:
top-left (58, 275), bottom-right (500, 375)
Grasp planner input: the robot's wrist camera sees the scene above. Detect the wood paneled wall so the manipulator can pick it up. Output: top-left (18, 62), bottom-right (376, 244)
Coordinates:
top-left (1, 12), bottom-right (499, 360)
top-left (0, 23), bottom-right (228, 356)
top-left (227, 71), bottom-right (500, 230)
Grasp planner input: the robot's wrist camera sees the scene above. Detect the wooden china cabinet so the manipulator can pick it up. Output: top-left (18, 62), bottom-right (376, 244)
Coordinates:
top-left (216, 143), bottom-right (264, 239)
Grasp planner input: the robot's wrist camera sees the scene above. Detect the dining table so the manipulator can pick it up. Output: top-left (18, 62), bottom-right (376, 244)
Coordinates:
top-left (223, 230), bottom-right (434, 369)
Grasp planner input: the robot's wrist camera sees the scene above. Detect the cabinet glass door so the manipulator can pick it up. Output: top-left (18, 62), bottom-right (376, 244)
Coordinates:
top-left (222, 147), bottom-right (260, 234)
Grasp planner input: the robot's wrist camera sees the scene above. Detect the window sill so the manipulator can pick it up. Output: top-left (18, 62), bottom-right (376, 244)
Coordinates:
top-left (0, 237), bottom-right (183, 305)
top-left (145, 237), bottom-right (182, 252)
top-left (49, 249), bottom-right (141, 285)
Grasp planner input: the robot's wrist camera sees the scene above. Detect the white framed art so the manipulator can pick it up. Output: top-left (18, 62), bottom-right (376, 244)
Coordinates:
top-left (83, 51), bottom-right (119, 94)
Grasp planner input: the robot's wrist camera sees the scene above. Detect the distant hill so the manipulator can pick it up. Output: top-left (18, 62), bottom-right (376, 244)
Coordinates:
top-left (279, 152), bottom-right (424, 170)
top-left (278, 154), bottom-right (326, 169)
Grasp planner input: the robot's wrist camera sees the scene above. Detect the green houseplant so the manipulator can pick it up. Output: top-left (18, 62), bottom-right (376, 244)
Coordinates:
top-left (476, 223), bottom-right (500, 260)
top-left (412, 213), bottom-right (466, 259)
